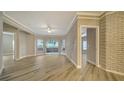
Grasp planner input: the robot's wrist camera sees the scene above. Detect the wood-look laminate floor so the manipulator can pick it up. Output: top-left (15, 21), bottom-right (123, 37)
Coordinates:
top-left (3, 55), bottom-right (15, 67)
top-left (0, 55), bottom-right (124, 81)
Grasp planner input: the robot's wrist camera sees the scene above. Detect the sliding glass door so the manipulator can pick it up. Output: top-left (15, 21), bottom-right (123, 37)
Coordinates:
top-left (46, 40), bottom-right (59, 53)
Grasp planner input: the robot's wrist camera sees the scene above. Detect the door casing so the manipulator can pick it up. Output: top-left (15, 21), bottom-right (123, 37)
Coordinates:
top-left (79, 25), bottom-right (99, 68)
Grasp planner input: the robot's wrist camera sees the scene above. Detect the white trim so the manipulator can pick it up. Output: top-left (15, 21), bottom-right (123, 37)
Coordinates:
top-left (77, 12), bottom-right (105, 20)
top-left (15, 55), bottom-right (35, 61)
top-left (76, 12), bottom-right (105, 17)
top-left (0, 65), bottom-right (4, 75)
top-left (3, 12), bottom-right (34, 35)
top-left (99, 66), bottom-right (124, 76)
top-left (88, 62), bottom-right (124, 76)
top-left (87, 59), bottom-right (96, 65)
top-left (105, 11), bottom-right (116, 16)
top-left (78, 16), bottom-right (99, 20)
top-left (80, 25), bottom-right (99, 68)
top-left (64, 54), bottom-right (77, 68)
top-left (99, 11), bottom-right (117, 19)
top-left (106, 69), bottom-right (124, 76)
top-left (80, 25), bottom-right (99, 28)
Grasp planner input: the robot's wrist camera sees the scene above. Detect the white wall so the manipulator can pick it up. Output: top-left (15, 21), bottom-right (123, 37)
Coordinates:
top-left (3, 23), bottom-right (35, 60)
top-left (19, 31), bottom-right (35, 58)
top-left (0, 12), bottom-right (4, 74)
top-left (19, 31), bottom-right (27, 57)
top-left (65, 20), bottom-right (77, 66)
top-left (3, 33), bottom-right (14, 55)
top-left (26, 33), bottom-right (35, 55)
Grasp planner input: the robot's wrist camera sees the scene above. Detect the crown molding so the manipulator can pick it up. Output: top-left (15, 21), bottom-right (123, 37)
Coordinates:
top-left (3, 12), bottom-right (34, 35)
top-left (99, 11), bottom-right (117, 19)
top-left (65, 12), bottom-right (103, 35)
top-left (77, 12), bottom-right (105, 20)
top-left (76, 12), bottom-right (105, 16)
top-left (105, 11), bottom-right (117, 15)
top-left (77, 16), bottom-right (100, 20)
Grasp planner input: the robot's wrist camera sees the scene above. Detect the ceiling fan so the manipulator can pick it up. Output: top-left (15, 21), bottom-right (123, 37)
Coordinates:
top-left (47, 26), bottom-right (53, 33)
top-left (40, 25), bottom-right (56, 33)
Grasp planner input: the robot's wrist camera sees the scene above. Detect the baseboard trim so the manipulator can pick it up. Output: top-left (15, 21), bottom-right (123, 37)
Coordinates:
top-left (64, 54), bottom-right (77, 68)
top-left (87, 60), bottom-right (96, 66)
top-left (99, 66), bottom-right (124, 76)
top-left (87, 62), bottom-right (124, 76)
top-left (15, 55), bottom-right (36, 61)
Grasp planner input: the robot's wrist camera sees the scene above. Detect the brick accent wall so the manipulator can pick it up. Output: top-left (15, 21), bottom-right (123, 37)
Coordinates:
top-left (106, 12), bottom-right (124, 73)
top-left (99, 16), bottom-right (106, 69)
top-left (99, 12), bottom-right (124, 73)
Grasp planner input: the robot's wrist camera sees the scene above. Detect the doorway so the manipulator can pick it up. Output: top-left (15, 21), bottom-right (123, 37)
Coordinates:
top-left (80, 26), bottom-right (99, 67)
top-left (81, 28), bottom-right (87, 65)
top-left (61, 39), bottom-right (65, 54)
top-left (2, 32), bottom-right (15, 66)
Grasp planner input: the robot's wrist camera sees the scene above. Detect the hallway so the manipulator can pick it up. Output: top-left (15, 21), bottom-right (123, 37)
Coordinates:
top-left (0, 55), bottom-right (124, 81)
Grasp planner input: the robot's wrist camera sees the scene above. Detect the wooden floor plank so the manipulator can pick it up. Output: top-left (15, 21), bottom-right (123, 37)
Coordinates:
top-left (1, 55), bottom-right (124, 81)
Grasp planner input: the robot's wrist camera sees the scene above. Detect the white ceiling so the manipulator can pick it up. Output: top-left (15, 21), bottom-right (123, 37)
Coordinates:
top-left (4, 11), bottom-right (104, 35)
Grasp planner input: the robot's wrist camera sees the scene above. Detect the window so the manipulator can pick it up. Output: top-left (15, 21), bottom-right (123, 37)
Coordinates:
top-left (46, 40), bottom-right (59, 53)
top-left (37, 39), bottom-right (44, 51)
top-left (46, 40), bottom-right (58, 48)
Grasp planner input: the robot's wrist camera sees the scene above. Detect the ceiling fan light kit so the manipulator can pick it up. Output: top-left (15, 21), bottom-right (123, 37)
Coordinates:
top-left (48, 30), bottom-right (52, 33)
top-left (47, 27), bottom-right (52, 33)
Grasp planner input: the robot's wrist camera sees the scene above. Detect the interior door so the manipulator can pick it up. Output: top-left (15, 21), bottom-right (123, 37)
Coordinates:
top-left (87, 28), bottom-right (96, 64)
